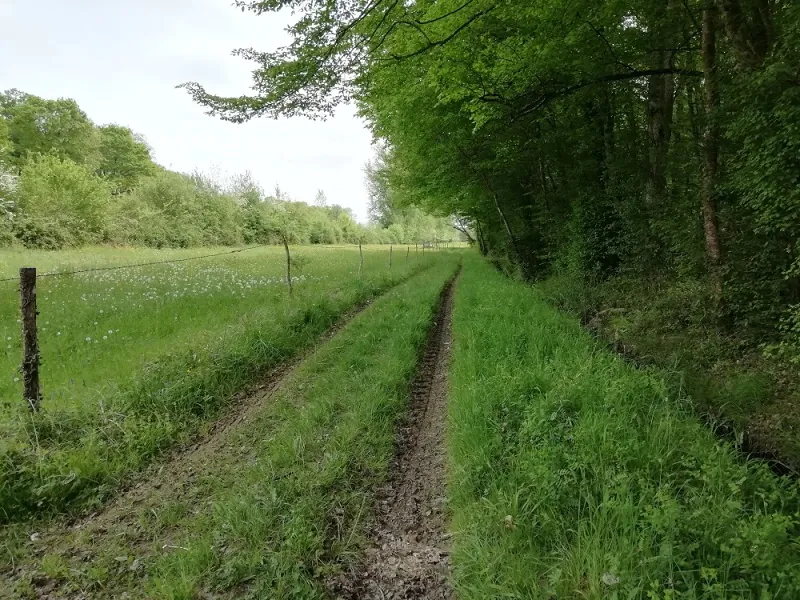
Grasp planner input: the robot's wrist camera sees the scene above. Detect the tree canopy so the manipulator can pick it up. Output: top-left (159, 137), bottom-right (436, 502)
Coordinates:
top-left (183, 0), bottom-right (800, 351)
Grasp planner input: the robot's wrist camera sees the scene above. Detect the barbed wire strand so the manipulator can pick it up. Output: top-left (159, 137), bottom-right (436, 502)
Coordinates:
top-left (0, 242), bottom-right (456, 284)
top-left (0, 245), bottom-right (269, 283)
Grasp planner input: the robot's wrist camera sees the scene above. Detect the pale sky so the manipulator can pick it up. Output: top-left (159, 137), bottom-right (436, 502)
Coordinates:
top-left (0, 0), bottom-right (376, 221)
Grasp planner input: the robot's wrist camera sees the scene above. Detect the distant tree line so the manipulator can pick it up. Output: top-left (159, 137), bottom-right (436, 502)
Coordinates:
top-left (182, 0), bottom-right (800, 357)
top-left (0, 89), bottom-right (456, 249)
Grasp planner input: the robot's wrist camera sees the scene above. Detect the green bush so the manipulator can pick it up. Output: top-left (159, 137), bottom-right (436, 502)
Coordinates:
top-left (14, 154), bottom-right (109, 248)
top-left (115, 170), bottom-right (246, 248)
top-left (0, 161), bottom-right (16, 246)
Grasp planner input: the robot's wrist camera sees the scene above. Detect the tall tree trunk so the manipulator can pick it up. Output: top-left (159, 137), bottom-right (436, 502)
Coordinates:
top-left (719, 0), bottom-right (772, 69)
top-left (641, 0), bottom-right (678, 267)
top-left (645, 51), bottom-right (675, 213)
top-left (642, 52), bottom-right (676, 267)
top-left (478, 171), bottom-right (526, 272)
top-left (491, 190), bottom-right (523, 264)
top-left (475, 220), bottom-right (487, 256)
top-left (702, 1), bottom-right (723, 304)
top-left (599, 92), bottom-right (621, 277)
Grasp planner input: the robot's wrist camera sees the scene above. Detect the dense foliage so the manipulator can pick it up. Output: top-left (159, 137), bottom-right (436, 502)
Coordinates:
top-left (183, 0), bottom-right (800, 352)
top-left (0, 90), bottom-right (456, 249)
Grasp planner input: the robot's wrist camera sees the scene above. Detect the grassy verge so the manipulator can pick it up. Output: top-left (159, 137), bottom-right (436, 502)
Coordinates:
top-left (537, 272), bottom-right (800, 471)
top-left (1, 247), bottom-right (437, 522)
top-left (448, 256), bottom-right (800, 599)
top-left (7, 256), bottom-right (459, 599)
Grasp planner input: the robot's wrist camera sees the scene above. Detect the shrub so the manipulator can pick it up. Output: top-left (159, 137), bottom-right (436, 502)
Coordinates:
top-left (14, 154), bottom-right (109, 248)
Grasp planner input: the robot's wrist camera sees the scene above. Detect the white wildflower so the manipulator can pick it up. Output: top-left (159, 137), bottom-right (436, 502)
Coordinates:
top-left (602, 572), bottom-right (620, 586)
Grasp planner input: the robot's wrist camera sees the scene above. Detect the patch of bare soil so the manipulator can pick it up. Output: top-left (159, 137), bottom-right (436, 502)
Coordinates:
top-left (7, 298), bottom-right (381, 599)
top-left (332, 271), bottom-right (459, 600)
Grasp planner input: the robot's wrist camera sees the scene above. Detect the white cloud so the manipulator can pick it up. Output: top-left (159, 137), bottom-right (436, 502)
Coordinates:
top-left (0, 0), bottom-right (375, 221)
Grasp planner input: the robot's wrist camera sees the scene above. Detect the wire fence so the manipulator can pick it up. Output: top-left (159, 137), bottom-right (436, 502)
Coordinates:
top-left (0, 244), bottom-right (269, 283)
top-left (0, 240), bottom-right (461, 283)
top-left (3, 243), bottom-right (455, 412)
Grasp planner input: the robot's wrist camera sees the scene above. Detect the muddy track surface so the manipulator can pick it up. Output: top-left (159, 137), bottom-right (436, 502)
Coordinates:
top-left (6, 295), bottom-right (390, 599)
top-left (333, 269), bottom-right (460, 600)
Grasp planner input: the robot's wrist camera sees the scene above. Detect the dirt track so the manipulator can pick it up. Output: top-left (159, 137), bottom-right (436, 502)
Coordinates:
top-left (8, 270), bottom-right (461, 600)
top-left (7, 297), bottom-right (384, 599)
top-left (334, 270), bottom-right (459, 600)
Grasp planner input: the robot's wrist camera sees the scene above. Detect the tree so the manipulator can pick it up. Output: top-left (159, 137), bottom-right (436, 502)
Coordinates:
top-left (0, 145), bottom-right (17, 246)
top-left (701, 1), bottom-right (723, 303)
top-left (180, 0), bottom-right (504, 120)
top-left (365, 146), bottom-right (396, 227)
top-left (3, 93), bottom-right (98, 168)
top-left (453, 216), bottom-right (475, 244)
top-left (229, 170), bottom-right (264, 206)
top-left (0, 117), bottom-right (10, 164)
top-left (96, 125), bottom-right (155, 193)
top-left (314, 189), bottom-right (328, 206)
top-left (14, 154), bottom-right (109, 248)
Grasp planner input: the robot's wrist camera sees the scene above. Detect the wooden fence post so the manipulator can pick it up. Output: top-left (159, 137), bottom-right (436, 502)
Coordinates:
top-left (282, 236), bottom-right (293, 295)
top-left (358, 242), bottom-right (363, 278)
top-left (389, 245), bottom-right (393, 269)
top-left (20, 267), bottom-right (41, 412)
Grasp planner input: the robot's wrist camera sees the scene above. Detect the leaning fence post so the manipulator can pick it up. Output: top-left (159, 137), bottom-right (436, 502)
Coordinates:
top-left (20, 267), bottom-right (41, 412)
top-left (389, 244), bottom-right (393, 269)
top-left (358, 242), bottom-right (364, 278)
top-left (282, 236), bottom-right (293, 295)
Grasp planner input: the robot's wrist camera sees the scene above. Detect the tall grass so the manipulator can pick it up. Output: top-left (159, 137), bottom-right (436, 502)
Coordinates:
top-left (0, 245), bottom-right (435, 522)
top-left (0, 245), bottom-right (415, 412)
top-left (448, 256), bottom-right (800, 599)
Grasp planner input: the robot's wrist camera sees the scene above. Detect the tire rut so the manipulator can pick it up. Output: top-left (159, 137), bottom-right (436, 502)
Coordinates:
top-left (7, 292), bottom-right (396, 599)
top-left (333, 267), bottom-right (460, 600)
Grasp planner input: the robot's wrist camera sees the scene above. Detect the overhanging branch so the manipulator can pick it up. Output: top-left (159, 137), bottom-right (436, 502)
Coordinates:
top-left (512, 68), bottom-right (704, 120)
